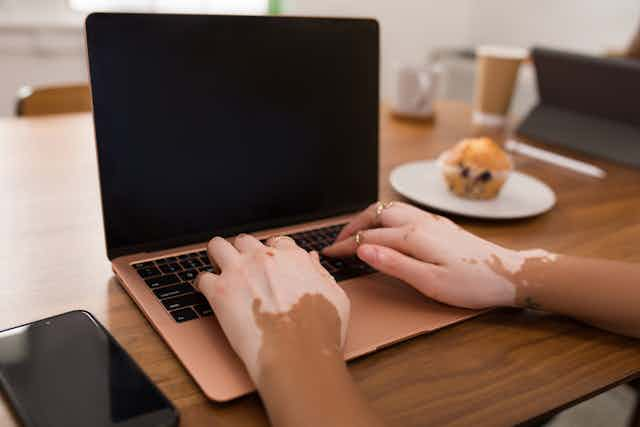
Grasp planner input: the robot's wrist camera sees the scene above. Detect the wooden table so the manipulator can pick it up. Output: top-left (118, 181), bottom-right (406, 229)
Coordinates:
top-left (1, 101), bottom-right (639, 426)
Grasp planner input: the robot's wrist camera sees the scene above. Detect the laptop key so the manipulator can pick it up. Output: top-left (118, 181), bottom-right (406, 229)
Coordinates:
top-left (137, 267), bottom-right (161, 278)
top-left (194, 303), bottom-right (213, 317)
top-left (164, 256), bottom-right (178, 263)
top-left (170, 307), bottom-right (198, 323)
top-left (162, 293), bottom-right (207, 311)
top-left (133, 261), bottom-right (155, 269)
top-left (178, 269), bottom-right (198, 282)
top-left (155, 258), bottom-right (168, 265)
top-left (159, 263), bottom-right (181, 274)
top-left (333, 269), bottom-right (360, 282)
top-left (154, 283), bottom-right (193, 299)
top-left (320, 261), bottom-right (338, 273)
top-left (180, 259), bottom-right (202, 270)
top-left (145, 274), bottom-right (180, 288)
top-left (178, 254), bottom-right (189, 260)
top-left (331, 258), bottom-right (345, 269)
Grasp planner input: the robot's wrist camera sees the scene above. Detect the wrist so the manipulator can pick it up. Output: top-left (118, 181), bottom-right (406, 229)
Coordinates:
top-left (257, 343), bottom-right (345, 391)
top-left (257, 345), bottom-right (385, 427)
top-left (256, 344), bottom-right (351, 426)
top-left (486, 247), bottom-right (528, 308)
top-left (507, 249), bottom-right (559, 310)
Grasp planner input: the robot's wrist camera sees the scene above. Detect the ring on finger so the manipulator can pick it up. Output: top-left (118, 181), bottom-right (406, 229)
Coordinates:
top-left (374, 201), bottom-right (394, 220)
top-left (355, 230), bottom-right (364, 247)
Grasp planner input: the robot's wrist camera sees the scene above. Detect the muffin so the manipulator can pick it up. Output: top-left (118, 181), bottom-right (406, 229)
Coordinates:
top-left (438, 137), bottom-right (512, 199)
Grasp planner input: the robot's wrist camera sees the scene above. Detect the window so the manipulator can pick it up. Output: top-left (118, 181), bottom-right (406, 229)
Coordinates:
top-left (69, 0), bottom-right (269, 14)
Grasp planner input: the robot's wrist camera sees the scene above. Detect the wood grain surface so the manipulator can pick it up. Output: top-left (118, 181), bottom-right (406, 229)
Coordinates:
top-left (1, 101), bottom-right (639, 426)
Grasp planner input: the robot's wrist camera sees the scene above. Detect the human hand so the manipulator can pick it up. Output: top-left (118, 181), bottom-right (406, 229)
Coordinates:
top-left (323, 202), bottom-right (554, 310)
top-left (195, 234), bottom-right (350, 384)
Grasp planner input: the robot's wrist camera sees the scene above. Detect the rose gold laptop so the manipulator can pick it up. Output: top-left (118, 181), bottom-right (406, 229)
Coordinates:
top-left (86, 12), bottom-right (482, 402)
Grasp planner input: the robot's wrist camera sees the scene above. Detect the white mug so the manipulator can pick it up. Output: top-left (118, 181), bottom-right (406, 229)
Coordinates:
top-left (391, 62), bottom-right (441, 119)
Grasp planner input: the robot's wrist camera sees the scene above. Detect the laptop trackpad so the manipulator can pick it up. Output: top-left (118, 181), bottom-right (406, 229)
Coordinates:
top-left (341, 273), bottom-right (485, 359)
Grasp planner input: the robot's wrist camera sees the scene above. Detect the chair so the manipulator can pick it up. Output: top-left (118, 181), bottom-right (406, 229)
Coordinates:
top-left (15, 84), bottom-right (92, 117)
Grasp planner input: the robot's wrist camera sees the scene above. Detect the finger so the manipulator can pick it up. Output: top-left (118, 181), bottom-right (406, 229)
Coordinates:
top-left (233, 233), bottom-right (263, 253)
top-left (335, 201), bottom-right (417, 242)
top-left (356, 244), bottom-right (440, 296)
top-left (266, 235), bottom-right (298, 250)
top-left (194, 271), bottom-right (219, 294)
top-left (196, 273), bottom-right (236, 317)
top-left (207, 236), bottom-right (239, 270)
top-left (324, 227), bottom-right (410, 258)
top-left (335, 203), bottom-right (381, 242)
top-left (309, 250), bottom-right (337, 282)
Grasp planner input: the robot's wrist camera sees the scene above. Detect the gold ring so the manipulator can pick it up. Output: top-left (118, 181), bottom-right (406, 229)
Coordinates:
top-left (374, 201), bottom-right (394, 219)
top-left (355, 230), bottom-right (364, 246)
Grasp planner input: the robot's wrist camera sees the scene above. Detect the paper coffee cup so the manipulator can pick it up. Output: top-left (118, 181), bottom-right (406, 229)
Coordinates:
top-left (473, 45), bottom-right (528, 127)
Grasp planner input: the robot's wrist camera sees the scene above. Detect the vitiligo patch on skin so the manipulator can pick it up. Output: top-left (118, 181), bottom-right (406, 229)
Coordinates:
top-left (486, 250), bottom-right (558, 286)
top-left (446, 249), bottom-right (557, 308)
top-left (200, 245), bottom-right (350, 384)
top-left (254, 292), bottom-right (385, 427)
top-left (486, 250), bottom-right (560, 309)
top-left (489, 249), bottom-right (557, 275)
top-left (253, 294), bottom-right (343, 384)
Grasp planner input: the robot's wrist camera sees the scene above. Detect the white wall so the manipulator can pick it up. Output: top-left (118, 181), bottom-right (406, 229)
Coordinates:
top-left (468, 0), bottom-right (640, 54)
top-left (0, 1), bottom-right (639, 116)
top-left (0, 1), bottom-right (474, 115)
top-left (286, 0), bottom-right (473, 100)
top-left (288, 1), bottom-right (640, 101)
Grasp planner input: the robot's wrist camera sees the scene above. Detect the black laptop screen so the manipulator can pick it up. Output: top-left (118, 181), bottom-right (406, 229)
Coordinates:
top-left (86, 13), bottom-right (379, 258)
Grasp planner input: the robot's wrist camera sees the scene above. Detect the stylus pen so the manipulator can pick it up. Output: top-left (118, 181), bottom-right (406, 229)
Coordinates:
top-left (505, 139), bottom-right (607, 179)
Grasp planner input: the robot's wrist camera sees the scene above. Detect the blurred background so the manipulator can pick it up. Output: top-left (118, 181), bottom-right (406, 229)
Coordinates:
top-left (1, 3), bottom-right (639, 425)
top-left (1, 0), bottom-right (639, 117)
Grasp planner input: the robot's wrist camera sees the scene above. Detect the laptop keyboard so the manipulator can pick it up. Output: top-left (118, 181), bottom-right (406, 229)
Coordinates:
top-left (131, 223), bottom-right (375, 323)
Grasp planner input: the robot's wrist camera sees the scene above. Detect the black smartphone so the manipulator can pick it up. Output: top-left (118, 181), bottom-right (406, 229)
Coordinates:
top-left (0, 311), bottom-right (178, 427)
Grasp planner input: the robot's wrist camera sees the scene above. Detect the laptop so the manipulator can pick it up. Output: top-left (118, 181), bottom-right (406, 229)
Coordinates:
top-left (85, 12), bottom-right (482, 402)
top-left (517, 47), bottom-right (640, 168)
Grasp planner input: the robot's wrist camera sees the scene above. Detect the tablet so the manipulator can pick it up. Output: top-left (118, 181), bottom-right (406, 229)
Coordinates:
top-left (517, 47), bottom-right (640, 168)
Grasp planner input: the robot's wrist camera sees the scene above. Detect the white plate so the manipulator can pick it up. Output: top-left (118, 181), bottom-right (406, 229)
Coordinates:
top-left (389, 160), bottom-right (556, 219)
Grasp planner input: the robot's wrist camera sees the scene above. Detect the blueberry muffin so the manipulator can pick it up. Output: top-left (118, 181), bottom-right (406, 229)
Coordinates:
top-left (438, 137), bottom-right (512, 199)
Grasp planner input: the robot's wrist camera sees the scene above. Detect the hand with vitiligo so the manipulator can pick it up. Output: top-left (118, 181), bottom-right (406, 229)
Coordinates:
top-left (196, 234), bottom-right (384, 427)
top-left (324, 201), bottom-right (640, 338)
